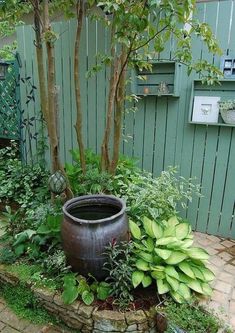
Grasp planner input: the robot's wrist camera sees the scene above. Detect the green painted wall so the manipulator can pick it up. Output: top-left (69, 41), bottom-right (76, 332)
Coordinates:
top-left (17, 1), bottom-right (235, 238)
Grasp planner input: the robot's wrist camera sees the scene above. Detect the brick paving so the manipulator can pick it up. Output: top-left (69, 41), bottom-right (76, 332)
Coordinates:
top-left (0, 232), bottom-right (234, 332)
top-left (194, 232), bottom-right (235, 330)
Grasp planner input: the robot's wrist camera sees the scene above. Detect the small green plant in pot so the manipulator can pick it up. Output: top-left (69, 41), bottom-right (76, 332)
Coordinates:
top-left (130, 216), bottom-right (214, 303)
top-left (218, 100), bottom-right (235, 124)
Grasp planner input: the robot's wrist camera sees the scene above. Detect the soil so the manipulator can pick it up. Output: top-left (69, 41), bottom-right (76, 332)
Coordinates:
top-left (94, 285), bottom-right (162, 311)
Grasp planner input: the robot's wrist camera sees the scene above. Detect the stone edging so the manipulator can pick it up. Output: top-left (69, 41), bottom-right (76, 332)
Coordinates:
top-left (0, 265), bottom-right (157, 333)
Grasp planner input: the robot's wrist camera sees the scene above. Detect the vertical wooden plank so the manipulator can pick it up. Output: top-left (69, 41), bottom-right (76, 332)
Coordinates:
top-left (87, 18), bottom-right (97, 152)
top-left (79, 18), bottom-right (88, 150)
top-left (96, 22), bottom-right (106, 152)
top-left (69, 19), bottom-right (77, 155)
top-left (152, 98), bottom-right (167, 176)
top-left (196, 127), bottom-right (219, 232)
top-left (218, 129), bottom-right (235, 237)
top-left (186, 126), bottom-right (207, 229)
top-left (142, 97), bottom-right (157, 171)
top-left (60, 21), bottom-right (73, 163)
top-left (206, 127), bottom-right (232, 235)
top-left (23, 26), bottom-right (37, 164)
top-left (163, 98), bottom-right (179, 168)
top-left (133, 99), bottom-right (145, 168)
top-left (16, 26), bottom-right (27, 162)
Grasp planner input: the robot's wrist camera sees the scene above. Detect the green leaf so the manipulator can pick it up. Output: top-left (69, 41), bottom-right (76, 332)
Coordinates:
top-left (187, 247), bottom-right (209, 260)
top-left (14, 244), bottom-right (25, 256)
top-left (62, 275), bottom-right (79, 305)
top-left (142, 237), bottom-right (154, 252)
top-left (154, 248), bottom-right (172, 260)
top-left (157, 279), bottom-right (170, 294)
top-left (191, 266), bottom-right (205, 280)
top-left (129, 220), bottom-right (141, 240)
top-left (139, 251), bottom-right (154, 263)
top-left (167, 216), bottom-right (180, 228)
top-left (187, 280), bottom-right (203, 294)
top-left (165, 252), bottom-right (187, 265)
top-left (166, 275), bottom-right (179, 292)
top-left (201, 282), bottom-right (213, 296)
top-left (142, 275), bottom-right (152, 288)
top-left (97, 283), bottom-right (111, 300)
top-left (151, 270), bottom-right (165, 280)
top-left (136, 259), bottom-right (149, 271)
top-left (152, 222), bottom-right (163, 239)
top-left (156, 237), bottom-right (178, 246)
top-left (175, 223), bottom-right (190, 240)
top-left (163, 225), bottom-right (176, 238)
top-left (178, 262), bottom-right (195, 279)
top-left (143, 216), bottom-right (155, 238)
top-left (82, 291), bottom-right (94, 305)
top-left (199, 267), bottom-right (215, 282)
top-left (62, 285), bottom-right (79, 304)
top-left (170, 291), bottom-right (184, 303)
top-left (132, 270), bottom-right (144, 288)
top-left (181, 239), bottom-right (194, 249)
top-left (165, 266), bottom-right (179, 280)
top-left (178, 272), bottom-right (193, 284)
top-left (178, 283), bottom-right (191, 301)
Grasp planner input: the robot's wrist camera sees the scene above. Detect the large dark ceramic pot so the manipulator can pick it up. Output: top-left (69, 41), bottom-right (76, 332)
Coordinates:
top-left (62, 194), bottom-right (129, 280)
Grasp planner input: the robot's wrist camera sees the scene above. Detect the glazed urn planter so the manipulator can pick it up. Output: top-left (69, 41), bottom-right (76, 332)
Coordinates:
top-left (62, 194), bottom-right (129, 279)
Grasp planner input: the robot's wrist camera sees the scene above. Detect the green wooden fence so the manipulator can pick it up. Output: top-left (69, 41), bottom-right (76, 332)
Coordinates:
top-left (16, 0), bottom-right (235, 238)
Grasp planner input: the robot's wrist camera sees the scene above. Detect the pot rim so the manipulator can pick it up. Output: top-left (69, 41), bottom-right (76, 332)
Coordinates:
top-left (63, 194), bottom-right (126, 224)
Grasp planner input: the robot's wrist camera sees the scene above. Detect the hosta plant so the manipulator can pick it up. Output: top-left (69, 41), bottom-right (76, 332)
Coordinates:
top-left (130, 216), bottom-right (214, 303)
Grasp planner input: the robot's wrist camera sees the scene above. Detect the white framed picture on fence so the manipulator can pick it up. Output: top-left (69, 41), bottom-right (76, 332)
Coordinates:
top-left (192, 96), bottom-right (220, 123)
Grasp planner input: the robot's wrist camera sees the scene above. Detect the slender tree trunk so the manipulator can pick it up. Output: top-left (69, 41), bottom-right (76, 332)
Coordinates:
top-left (109, 47), bottom-right (127, 174)
top-left (43, 0), bottom-right (61, 172)
top-left (101, 22), bottom-right (119, 171)
top-left (74, 0), bottom-right (86, 174)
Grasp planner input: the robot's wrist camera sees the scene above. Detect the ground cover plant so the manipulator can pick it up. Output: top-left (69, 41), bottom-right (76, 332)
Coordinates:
top-left (157, 300), bottom-right (233, 333)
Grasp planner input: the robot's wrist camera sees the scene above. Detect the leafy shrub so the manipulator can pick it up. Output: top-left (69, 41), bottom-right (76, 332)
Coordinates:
top-left (62, 273), bottom-right (111, 305)
top-left (130, 216), bottom-right (214, 303)
top-left (0, 141), bottom-right (49, 208)
top-left (66, 150), bottom-right (200, 223)
top-left (103, 241), bottom-right (135, 309)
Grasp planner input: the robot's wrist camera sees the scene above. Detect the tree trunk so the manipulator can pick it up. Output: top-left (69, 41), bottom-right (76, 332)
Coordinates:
top-left (43, 0), bottom-right (61, 172)
top-left (74, 0), bottom-right (86, 174)
top-left (109, 47), bottom-right (127, 174)
top-left (100, 21), bottom-right (119, 172)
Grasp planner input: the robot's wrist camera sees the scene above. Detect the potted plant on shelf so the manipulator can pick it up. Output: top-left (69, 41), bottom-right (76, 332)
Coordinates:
top-left (218, 100), bottom-right (235, 124)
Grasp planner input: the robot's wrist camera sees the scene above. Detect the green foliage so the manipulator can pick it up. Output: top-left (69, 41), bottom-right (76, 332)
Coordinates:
top-left (65, 149), bottom-right (114, 195)
top-left (116, 167), bottom-right (200, 222)
top-left (12, 212), bottom-right (62, 260)
top-left (66, 152), bottom-right (199, 223)
top-left (62, 273), bottom-right (111, 305)
top-left (103, 241), bottom-right (135, 309)
top-left (161, 300), bottom-right (222, 333)
top-left (0, 284), bottom-right (56, 324)
top-left (130, 216), bottom-right (214, 303)
top-left (0, 247), bottom-right (17, 264)
top-left (90, 0), bottom-right (222, 85)
top-left (0, 142), bottom-right (50, 208)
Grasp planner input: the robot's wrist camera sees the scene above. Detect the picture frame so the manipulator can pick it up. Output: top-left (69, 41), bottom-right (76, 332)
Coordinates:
top-left (192, 96), bottom-right (221, 123)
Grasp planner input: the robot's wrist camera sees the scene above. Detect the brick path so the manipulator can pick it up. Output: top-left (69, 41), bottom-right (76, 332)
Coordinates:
top-left (194, 232), bottom-right (235, 330)
top-left (0, 232), bottom-right (234, 332)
